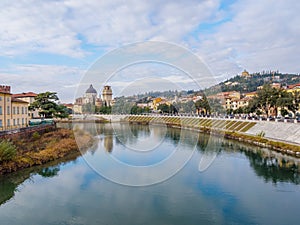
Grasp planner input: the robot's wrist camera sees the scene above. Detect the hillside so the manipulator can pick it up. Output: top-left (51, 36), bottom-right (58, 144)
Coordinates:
top-left (205, 71), bottom-right (300, 95)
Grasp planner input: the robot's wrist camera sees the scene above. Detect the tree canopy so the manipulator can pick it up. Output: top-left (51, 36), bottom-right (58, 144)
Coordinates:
top-left (29, 92), bottom-right (69, 118)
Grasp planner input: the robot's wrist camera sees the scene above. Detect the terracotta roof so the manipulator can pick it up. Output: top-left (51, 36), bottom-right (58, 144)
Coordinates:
top-left (287, 83), bottom-right (300, 89)
top-left (12, 92), bottom-right (37, 98)
top-left (12, 97), bottom-right (28, 104)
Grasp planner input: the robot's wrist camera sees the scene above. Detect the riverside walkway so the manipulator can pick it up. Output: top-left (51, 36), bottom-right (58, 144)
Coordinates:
top-left (72, 114), bottom-right (300, 145)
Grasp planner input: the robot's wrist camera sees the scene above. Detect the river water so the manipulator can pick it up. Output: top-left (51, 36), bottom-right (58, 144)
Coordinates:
top-left (0, 123), bottom-right (299, 225)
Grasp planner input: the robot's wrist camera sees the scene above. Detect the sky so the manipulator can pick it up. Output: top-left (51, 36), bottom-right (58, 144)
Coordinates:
top-left (0, 0), bottom-right (299, 102)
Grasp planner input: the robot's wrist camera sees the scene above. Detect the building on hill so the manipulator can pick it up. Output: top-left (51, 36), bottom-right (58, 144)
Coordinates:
top-left (0, 85), bottom-right (29, 131)
top-left (286, 83), bottom-right (300, 93)
top-left (241, 70), bottom-right (251, 78)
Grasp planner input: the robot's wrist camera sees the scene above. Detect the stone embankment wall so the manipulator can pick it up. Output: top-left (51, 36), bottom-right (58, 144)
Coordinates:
top-left (0, 124), bottom-right (56, 139)
top-left (246, 121), bottom-right (300, 145)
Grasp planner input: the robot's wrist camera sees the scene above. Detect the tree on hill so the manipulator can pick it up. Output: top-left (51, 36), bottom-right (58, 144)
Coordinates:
top-left (29, 92), bottom-right (69, 118)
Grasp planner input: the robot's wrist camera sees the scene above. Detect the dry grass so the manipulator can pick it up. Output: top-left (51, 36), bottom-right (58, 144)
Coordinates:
top-left (0, 128), bottom-right (94, 175)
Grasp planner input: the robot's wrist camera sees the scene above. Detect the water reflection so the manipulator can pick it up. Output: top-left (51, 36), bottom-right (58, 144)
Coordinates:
top-left (0, 123), bottom-right (299, 224)
top-left (60, 122), bottom-right (300, 186)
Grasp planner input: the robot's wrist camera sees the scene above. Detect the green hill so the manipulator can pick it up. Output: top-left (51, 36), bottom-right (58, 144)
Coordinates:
top-left (205, 71), bottom-right (300, 95)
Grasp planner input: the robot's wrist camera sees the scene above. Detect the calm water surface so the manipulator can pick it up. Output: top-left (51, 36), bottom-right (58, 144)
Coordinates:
top-left (0, 123), bottom-right (299, 225)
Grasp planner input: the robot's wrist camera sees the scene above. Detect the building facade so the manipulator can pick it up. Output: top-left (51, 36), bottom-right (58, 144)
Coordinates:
top-left (73, 84), bottom-right (113, 114)
top-left (12, 92), bottom-right (38, 118)
top-left (102, 85), bottom-right (113, 106)
top-left (0, 85), bottom-right (29, 131)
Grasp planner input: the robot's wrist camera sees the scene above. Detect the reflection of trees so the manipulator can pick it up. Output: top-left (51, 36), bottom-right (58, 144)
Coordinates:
top-left (0, 150), bottom-right (85, 207)
top-left (244, 150), bottom-right (300, 184)
top-left (112, 124), bottom-right (151, 146)
top-left (38, 166), bottom-right (60, 178)
top-left (0, 176), bottom-right (23, 205)
top-left (220, 141), bottom-right (300, 185)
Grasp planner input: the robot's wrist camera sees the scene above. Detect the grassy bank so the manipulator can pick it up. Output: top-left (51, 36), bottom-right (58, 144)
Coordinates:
top-left (0, 128), bottom-right (94, 175)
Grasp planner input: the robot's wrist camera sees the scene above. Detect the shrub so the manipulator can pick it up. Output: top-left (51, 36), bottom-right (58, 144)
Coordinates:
top-left (0, 140), bottom-right (17, 162)
top-left (256, 131), bottom-right (265, 137)
top-left (32, 131), bottom-right (41, 140)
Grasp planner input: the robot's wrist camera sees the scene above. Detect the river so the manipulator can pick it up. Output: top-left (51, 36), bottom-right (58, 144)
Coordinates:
top-left (0, 123), bottom-right (299, 225)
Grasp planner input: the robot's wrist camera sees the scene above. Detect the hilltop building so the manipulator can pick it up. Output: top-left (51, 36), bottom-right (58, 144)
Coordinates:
top-left (0, 85), bottom-right (29, 131)
top-left (241, 70), bottom-right (251, 78)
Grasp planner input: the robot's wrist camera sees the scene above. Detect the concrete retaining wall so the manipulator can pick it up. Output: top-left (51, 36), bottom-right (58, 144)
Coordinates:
top-left (246, 121), bottom-right (300, 145)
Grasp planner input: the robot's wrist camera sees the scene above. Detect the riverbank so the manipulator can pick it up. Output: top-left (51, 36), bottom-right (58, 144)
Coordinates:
top-left (0, 128), bottom-right (94, 175)
top-left (125, 115), bottom-right (300, 157)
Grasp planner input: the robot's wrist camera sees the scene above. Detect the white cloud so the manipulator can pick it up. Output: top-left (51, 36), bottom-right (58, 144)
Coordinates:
top-left (0, 64), bottom-right (84, 102)
top-left (195, 0), bottom-right (300, 76)
top-left (0, 0), bottom-right (300, 101)
top-left (0, 0), bottom-right (221, 57)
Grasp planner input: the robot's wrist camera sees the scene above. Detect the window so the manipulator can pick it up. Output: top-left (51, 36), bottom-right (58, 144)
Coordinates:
top-left (13, 119), bottom-right (16, 126)
top-left (25, 107), bottom-right (28, 114)
top-left (13, 107), bottom-right (16, 114)
top-left (22, 107), bottom-right (24, 114)
top-left (0, 119), bottom-right (2, 127)
top-left (0, 106), bottom-right (2, 115)
top-left (0, 96), bottom-right (2, 101)
top-left (7, 97), bottom-right (10, 102)
top-left (7, 106), bottom-right (10, 115)
top-left (7, 119), bottom-right (10, 127)
top-left (17, 118), bottom-right (19, 125)
top-left (17, 107), bottom-right (19, 114)
top-left (22, 118), bottom-right (24, 125)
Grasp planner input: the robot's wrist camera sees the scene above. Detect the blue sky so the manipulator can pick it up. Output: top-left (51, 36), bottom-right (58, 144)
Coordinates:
top-left (0, 0), bottom-right (299, 102)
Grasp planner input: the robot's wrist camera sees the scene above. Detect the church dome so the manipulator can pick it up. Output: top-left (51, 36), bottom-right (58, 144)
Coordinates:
top-left (86, 84), bottom-right (97, 94)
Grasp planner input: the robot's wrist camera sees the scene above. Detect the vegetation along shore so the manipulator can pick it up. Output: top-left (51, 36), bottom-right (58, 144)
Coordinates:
top-left (0, 128), bottom-right (94, 175)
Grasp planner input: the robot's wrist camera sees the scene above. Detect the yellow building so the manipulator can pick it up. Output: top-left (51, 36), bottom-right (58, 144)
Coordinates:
top-left (12, 92), bottom-right (38, 118)
top-left (241, 70), bottom-right (251, 78)
top-left (0, 85), bottom-right (29, 131)
top-left (286, 83), bottom-right (300, 93)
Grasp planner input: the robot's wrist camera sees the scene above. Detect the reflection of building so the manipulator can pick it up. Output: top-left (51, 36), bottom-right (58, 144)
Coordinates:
top-left (0, 85), bottom-right (29, 130)
top-left (104, 135), bottom-right (113, 152)
top-left (102, 85), bottom-right (113, 106)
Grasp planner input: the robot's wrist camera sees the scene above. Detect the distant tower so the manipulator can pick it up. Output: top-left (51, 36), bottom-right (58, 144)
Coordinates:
top-left (102, 85), bottom-right (113, 106)
top-left (85, 84), bottom-right (97, 104)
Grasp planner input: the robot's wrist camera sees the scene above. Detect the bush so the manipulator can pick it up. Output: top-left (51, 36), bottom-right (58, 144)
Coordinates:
top-left (32, 131), bottom-right (41, 140)
top-left (256, 131), bottom-right (265, 137)
top-left (0, 140), bottom-right (17, 162)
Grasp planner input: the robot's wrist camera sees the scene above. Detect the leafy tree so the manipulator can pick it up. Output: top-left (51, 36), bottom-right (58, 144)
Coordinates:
top-left (55, 105), bottom-right (70, 118)
top-left (82, 103), bottom-right (96, 114)
top-left (157, 103), bottom-right (177, 114)
top-left (195, 95), bottom-right (210, 115)
top-left (29, 92), bottom-right (68, 118)
top-left (248, 84), bottom-right (279, 117)
top-left (208, 98), bottom-right (225, 114)
top-left (98, 106), bottom-right (112, 114)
